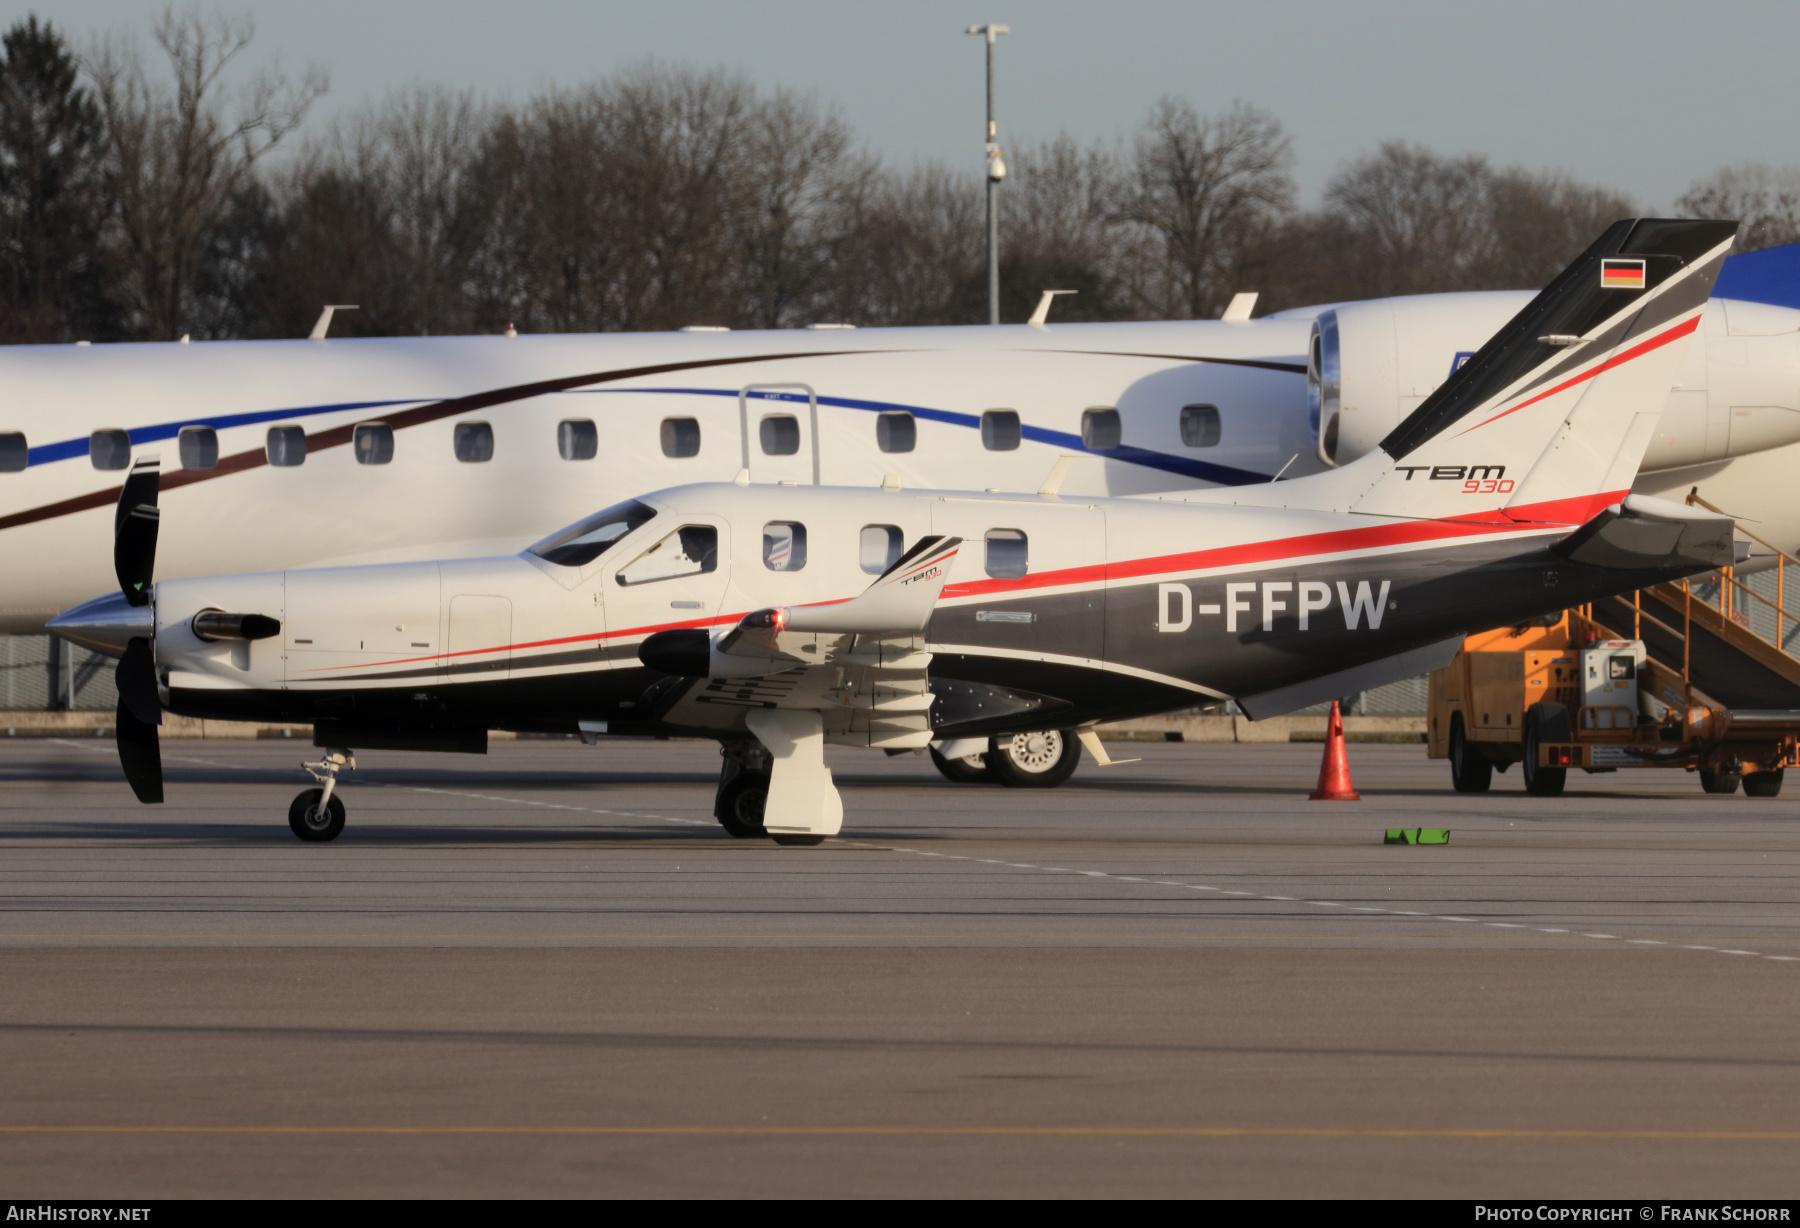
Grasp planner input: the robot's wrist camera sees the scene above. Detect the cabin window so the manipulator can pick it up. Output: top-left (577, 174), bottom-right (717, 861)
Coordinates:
top-left (981, 410), bottom-right (1020, 451)
top-left (860, 524), bottom-right (904, 574)
top-left (661, 417), bottom-right (701, 458)
top-left (454, 421), bottom-right (494, 463)
top-left (530, 498), bottom-right (657, 567)
top-left (760, 414), bottom-right (800, 456)
top-left (1181, 404), bottom-right (1221, 448)
top-left (763, 522), bottom-right (807, 571)
top-left (876, 412), bottom-right (915, 453)
top-left (178, 426), bottom-right (218, 470)
top-left (0, 432), bottom-right (26, 472)
top-left (617, 525), bottom-right (718, 585)
top-left (354, 422), bottom-right (394, 465)
top-left (1082, 408), bottom-right (1121, 451)
top-left (559, 419), bottom-right (598, 460)
top-left (985, 529), bottom-right (1028, 579)
top-left (90, 429), bottom-right (130, 471)
top-left (266, 425), bottom-right (307, 467)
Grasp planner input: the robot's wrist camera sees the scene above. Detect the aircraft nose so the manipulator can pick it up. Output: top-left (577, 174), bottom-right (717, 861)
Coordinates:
top-left (47, 589), bottom-right (154, 658)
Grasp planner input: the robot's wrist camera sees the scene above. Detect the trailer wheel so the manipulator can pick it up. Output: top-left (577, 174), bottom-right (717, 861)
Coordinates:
top-left (1522, 702), bottom-right (1569, 797)
top-left (1448, 713), bottom-right (1492, 793)
top-left (1744, 769), bottom-right (1784, 798)
top-left (1699, 769), bottom-right (1742, 795)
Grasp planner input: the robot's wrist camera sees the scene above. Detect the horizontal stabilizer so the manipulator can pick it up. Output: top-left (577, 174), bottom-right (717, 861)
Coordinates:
top-left (1552, 494), bottom-right (1739, 570)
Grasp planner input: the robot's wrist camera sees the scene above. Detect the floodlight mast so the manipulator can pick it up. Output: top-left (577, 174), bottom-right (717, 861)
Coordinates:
top-left (965, 22), bottom-right (1009, 326)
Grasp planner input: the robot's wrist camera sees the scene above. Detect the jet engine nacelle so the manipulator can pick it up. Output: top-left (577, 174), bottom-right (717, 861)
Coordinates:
top-left (1311, 294), bottom-right (1800, 473)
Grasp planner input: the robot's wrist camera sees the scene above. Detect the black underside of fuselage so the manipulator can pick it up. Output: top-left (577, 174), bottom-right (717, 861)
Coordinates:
top-left (166, 536), bottom-right (1714, 747)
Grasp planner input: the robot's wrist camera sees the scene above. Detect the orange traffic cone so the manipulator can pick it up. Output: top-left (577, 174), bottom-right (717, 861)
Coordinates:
top-left (1310, 700), bottom-right (1361, 801)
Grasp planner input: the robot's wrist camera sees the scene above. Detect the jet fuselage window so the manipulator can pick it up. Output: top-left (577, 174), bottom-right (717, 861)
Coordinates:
top-left (876, 412), bottom-right (915, 453)
top-left (178, 426), bottom-right (218, 470)
top-left (661, 417), bottom-right (701, 458)
top-left (354, 422), bottom-right (394, 465)
top-left (984, 528), bottom-right (1028, 579)
top-left (1180, 404), bottom-right (1221, 448)
top-left (763, 522), bottom-right (807, 571)
top-left (90, 429), bottom-right (130, 471)
top-left (1082, 408), bottom-right (1122, 451)
top-left (616, 525), bottom-right (718, 585)
top-left (559, 418), bottom-right (598, 461)
top-left (860, 524), bottom-right (904, 574)
top-left (760, 414), bottom-right (800, 456)
top-left (266, 425), bottom-right (307, 467)
top-left (0, 432), bottom-right (25, 472)
top-left (981, 410), bottom-right (1020, 451)
top-left (528, 499), bottom-right (657, 567)
top-left (454, 421), bottom-right (494, 463)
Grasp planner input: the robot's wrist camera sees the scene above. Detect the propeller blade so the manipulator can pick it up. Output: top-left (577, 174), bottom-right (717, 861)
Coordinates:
top-left (116, 636), bottom-right (162, 727)
top-left (114, 456), bottom-right (160, 607)
top-left (115, 700), bottom-right (163, 804)
top-left (115, 637), bottom-right (163, 804)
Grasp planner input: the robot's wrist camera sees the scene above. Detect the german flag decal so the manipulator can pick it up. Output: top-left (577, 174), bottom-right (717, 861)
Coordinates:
top-left (1600, 257), bottom-right (1646, 289)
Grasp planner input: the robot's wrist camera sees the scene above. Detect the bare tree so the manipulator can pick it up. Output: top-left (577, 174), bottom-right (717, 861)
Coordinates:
top-left (1677, 163), bottom-right (1800, 253)
top-left (1121, 99), bottom-right (1294, 319)
top-left (87, 8), bottom-right (326, 339)
top-left (1321, 141), bottom-right (1492, 297)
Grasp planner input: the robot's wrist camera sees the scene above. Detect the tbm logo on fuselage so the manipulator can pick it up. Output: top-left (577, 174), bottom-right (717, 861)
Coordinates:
top-left (1156, 580), bottom-right (1391, 633)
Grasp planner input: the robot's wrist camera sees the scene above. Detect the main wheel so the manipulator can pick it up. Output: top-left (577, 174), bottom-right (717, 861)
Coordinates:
top-left (930, 743), bottom-right (992, 783)
top-left (714, 770), bottom-right (770, 837)
top-left (1522, 702), bottom-right (1569, 797)
top-left (1744, 769), bottom-right (1784, 798)
top-left (288, 788), bottom-right (345, 842)
top-left (1448, 713), bottom-right (1492, 793)
top-left (1700, 768), bottom-right (1743, 795)
top-left (986, 730), bottom-right (1081, 789)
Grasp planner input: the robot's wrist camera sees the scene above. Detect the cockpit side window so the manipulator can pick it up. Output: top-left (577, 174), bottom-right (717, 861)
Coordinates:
top-left (528, 499), bottom-right (657, 568)
top-left (617, 525), bottom-right (719, 586)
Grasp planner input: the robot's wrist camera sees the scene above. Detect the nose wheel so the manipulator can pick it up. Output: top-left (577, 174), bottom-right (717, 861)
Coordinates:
top-left (290, 749), bottom-right (353, 842)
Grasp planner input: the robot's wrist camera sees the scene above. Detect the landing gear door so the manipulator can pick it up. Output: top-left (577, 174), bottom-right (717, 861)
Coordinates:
top-left (739, 383), bottom-right (817, 485)
top-left (602, 517), bottom-right (733, 636)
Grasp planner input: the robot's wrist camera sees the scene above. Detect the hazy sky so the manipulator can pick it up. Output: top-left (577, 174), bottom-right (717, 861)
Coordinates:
top-left (15, 0), bottom-right (1798, 207)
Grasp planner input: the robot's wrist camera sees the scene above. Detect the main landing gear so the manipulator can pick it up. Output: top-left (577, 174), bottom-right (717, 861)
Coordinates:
top-left (713, 721), bottom-right (841, 846)
top-left (290, 749), bottom-right (353, 842)
top-left (929, 732), bottom-right (1082, 788)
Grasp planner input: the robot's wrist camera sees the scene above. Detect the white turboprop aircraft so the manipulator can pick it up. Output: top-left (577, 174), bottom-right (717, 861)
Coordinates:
top-left (48, 219), bottom-right (1744, 841)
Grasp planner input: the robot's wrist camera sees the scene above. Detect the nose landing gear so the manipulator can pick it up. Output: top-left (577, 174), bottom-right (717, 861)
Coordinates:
top-left (290, 749), bottom-right (354, 842)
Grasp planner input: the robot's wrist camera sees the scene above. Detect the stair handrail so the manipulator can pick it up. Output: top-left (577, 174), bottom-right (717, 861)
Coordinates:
top-left (1684, 487), bottom-right (1800, 660)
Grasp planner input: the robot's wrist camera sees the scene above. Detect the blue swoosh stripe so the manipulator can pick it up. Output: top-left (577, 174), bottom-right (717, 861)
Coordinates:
top-left (578, 386), bottom-right (1274, 486)
top-left (24, 399), bottom-right (421, 466)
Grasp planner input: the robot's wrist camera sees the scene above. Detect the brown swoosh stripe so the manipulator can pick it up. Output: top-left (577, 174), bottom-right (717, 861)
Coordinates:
top-left (1051, 350), bottom-right (1308, 374)
top-left (0, 350), bottom-right (852, 534)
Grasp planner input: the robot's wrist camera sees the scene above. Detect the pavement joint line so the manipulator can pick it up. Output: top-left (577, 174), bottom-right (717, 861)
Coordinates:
top-left (2, 1125), bottom-right (1800, 1140)
top-left (28, 752), bottom-right (1799, 968)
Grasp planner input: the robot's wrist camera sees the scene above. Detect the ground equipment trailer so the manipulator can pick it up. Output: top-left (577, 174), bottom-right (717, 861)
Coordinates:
top-left (1427, 605), bottom-right (1800, 797)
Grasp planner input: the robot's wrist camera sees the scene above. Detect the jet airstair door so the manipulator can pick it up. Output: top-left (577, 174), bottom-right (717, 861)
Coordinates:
top-left (604, 518), bottom-right (733, 635)
top-left (740, 384), bottom-right (818, 485)
top-left (446, 595), bottom-right (512, 683)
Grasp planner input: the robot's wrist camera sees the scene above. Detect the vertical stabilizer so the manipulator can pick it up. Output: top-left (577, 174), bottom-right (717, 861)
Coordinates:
top-left (1337, 219), bottom-right (1737, 525)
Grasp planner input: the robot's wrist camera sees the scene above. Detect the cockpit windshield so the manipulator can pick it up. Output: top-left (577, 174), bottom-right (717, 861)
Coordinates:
top-left (527, 499), bottom-right (657, 567)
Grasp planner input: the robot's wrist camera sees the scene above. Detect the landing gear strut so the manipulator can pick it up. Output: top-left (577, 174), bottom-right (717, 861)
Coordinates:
top-left (290, 749), bottom-right (353, 842)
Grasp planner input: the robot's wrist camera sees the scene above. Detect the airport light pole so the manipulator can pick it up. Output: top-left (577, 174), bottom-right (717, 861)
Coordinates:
top-left (966, 22), bottom-right (1009, 325)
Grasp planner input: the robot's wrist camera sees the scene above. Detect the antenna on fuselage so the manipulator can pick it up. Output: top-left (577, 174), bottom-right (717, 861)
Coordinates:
top-left (309, 304), bottom-right (360, 341)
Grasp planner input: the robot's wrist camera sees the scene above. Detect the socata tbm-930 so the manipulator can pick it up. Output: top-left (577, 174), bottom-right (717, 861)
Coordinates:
top-left (49, 220), bottom-right (1743, 844)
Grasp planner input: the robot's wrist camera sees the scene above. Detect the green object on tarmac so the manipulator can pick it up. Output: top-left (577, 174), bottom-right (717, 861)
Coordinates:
top-left (1384, 828), bottom-right (1450, 845)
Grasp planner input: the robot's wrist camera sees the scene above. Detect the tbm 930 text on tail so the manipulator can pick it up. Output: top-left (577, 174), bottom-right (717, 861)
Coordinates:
top-left (49, 219), bottom-right (1744, 843)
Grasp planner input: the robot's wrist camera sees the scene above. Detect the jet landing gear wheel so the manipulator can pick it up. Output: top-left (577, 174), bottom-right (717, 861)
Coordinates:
top-left (986, 730), bottom-right (1080, 789)
top-left (288, 788), bottom-right (345, 842)
top-left (930, 743), bottom-right (992, 783)
top-left (715, 770), bottom-right (770, 838)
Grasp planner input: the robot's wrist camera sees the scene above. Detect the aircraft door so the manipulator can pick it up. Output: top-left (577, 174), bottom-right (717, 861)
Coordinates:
top-left (602, 517), bottom-right (733, 636)
top-left (928, 500), bottom-right (1105, 667)
top-left (445, 595), bottom-right (512, 682)
top-left (739, 383), bottom-right (818, 485)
